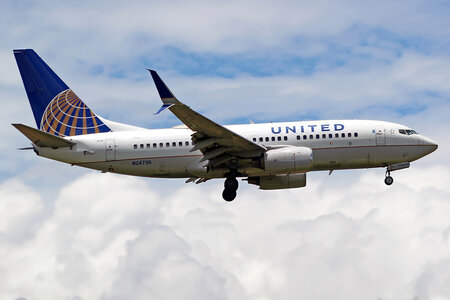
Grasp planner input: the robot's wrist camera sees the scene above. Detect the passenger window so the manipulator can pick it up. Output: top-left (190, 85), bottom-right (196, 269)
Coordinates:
top-left (179, 142), bottom-right (183, 146)
top-left (335, 133), bottom-right (339, 138)
top-left (303, 135), bottom-right (307, 140)
top-left (146, 143), bottom-right (150, 148)
top-left (316, 134), bottom-right (320, 139)
top-left (133, 144), bottom-right (137, 149)
top-left (296, 135), bottom-right (300, 140)
top-left (309, 134), bottom-right (313, 139)
top-left (253, 138), bottom-right (256, 142)
top-left (348, 133), bottom-right (352, 137)
top-left (153, 143), bottom-right (157, 148)
top-left (159, 143), bottom-right (163, 147)
top-left (284, 136), bottom-right (288, 141)
top-left (140, 144), bottom-right (144, 149)
top-left (341, 133), bottom-right (345, 138)
top-left (272, 137), bottom-right (276, 141)
top-left (259, 137), bottom-right (263, 142)
top-left (166, 142), bottom-right (170, 147)
top-left (329, 134), bottom-right (333, 138)
top-left (354, 132), bottom-right (358, 137)
top-left (185, 141), bottom-right (190, 146)
top-left (265, 137), bottom-right (269, 142)
top-left (172, 142), bottom-right (176, 147)
top-left (278, 136), bottom-right (282, 141)
top-left (322, 134), bottom-right (326, 139)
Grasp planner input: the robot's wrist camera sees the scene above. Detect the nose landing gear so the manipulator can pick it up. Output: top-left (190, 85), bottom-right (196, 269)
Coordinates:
top-left (384, 171), bottom-right (394, 185)
top-left (223, 176), bottom-right (238, 201)
top-left (383, 162), bottom-right (410, 186)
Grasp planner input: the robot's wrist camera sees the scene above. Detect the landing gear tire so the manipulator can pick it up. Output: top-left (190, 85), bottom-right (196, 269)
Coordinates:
top-left (222, 188), bottom-right (237, 202)
top-left (384, 176), bottom-right (394, 185)
top-left (224, 177), bottom-right (239, 190)
top-left (223, 175), bottom-right (238, 201)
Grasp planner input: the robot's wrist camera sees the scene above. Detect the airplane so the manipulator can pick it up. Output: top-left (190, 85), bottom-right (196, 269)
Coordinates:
top-left (12, 49), bottom-right (438, 201)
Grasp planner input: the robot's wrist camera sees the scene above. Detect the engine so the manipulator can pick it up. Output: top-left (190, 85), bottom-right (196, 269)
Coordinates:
top-left (262, 146), bottom-right (313, 174)
top-left (247, 173), bottom-right (307, 190)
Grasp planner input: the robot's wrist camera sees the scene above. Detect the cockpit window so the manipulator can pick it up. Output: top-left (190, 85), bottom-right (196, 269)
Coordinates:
top-left (399, 129), bottom-right (418, 135)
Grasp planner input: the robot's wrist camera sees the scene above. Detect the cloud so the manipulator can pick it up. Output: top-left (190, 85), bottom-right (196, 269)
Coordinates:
top-left (105, 226), bottom-right (229, 300)
top-left (0, 166), bottom-right (449, 300)
top-left (0, 174), bottom-right (231, 300)
top-left (2, 0), bottom-right (450, 130)
top-left (3, 0), bottom-right (450, 76)
top-left (0, 179), bottom-right (43, 242)
top-left (8, 0), bottom-right (447, 56)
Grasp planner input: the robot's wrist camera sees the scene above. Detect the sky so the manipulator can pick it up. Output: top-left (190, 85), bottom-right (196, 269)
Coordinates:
top-left (1, 0), bottom-right (450, 299)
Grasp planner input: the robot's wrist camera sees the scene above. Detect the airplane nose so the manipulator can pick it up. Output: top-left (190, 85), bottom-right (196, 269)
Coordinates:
top-left (422, 136), bottom-right (438, 155)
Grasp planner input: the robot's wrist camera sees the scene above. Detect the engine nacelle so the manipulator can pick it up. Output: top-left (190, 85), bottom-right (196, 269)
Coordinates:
top-left (247, 173), bottom-right (307, 190)
top-left (263, 146), bottom-right (312, 174)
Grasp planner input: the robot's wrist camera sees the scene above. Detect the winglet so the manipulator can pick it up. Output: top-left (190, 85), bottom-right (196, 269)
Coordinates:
top-left (155, 103), bottom-right (174, 114)
top-left (148, 69), bottom-right (180, 114)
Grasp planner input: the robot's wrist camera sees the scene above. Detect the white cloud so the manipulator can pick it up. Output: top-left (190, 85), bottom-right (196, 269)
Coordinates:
top-left (105, 226), bottom-right (229, 300)
top-left (0, 179), bottom-right (43, 241)
top-left (1, 166), bottom-right (449, 300)
top-left (2, 0), bottom-right (450, 130)
top-left (3, 0), bottom-right (450, 66)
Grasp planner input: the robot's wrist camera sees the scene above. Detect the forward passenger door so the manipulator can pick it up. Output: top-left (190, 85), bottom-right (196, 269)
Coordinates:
top-left (375, 128), bottom-right (386, 146)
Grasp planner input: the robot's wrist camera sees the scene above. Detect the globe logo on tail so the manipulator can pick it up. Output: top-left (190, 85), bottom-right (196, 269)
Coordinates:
top-left (40, 89), bottom-right (110, 136)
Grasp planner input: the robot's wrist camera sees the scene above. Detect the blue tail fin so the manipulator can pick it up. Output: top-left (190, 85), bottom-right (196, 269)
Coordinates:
top-left (14, 49), bottom-right (111, 136)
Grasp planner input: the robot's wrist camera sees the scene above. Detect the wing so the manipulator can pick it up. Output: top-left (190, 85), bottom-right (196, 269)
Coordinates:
top-left (148, 70), bottom-right (266, 169)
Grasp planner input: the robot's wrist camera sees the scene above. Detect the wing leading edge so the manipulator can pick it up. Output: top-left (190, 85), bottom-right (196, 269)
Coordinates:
top-left (148, 70), bottom-right (266, 168)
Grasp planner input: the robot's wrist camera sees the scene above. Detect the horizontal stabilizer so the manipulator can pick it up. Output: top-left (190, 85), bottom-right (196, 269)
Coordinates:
top-left (12, 123), bottom-right (75, 148)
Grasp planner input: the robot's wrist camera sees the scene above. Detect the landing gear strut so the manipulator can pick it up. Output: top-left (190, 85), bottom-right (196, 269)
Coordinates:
top-left (384, 170), bottom-right (394, 186)
top-left (223, 176), bottom-right (238, 202)
top-left (383, 162), bottom-right (410, 186)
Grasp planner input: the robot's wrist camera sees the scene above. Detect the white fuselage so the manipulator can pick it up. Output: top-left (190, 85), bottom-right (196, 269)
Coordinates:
top-left (36, 119), bottom-right (437, 179)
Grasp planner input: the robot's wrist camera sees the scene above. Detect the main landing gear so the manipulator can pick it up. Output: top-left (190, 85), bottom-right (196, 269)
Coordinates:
top-left (222, 176), bottom-right (239, 202)
top-left (384, 170), bottom-right (394, 186)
